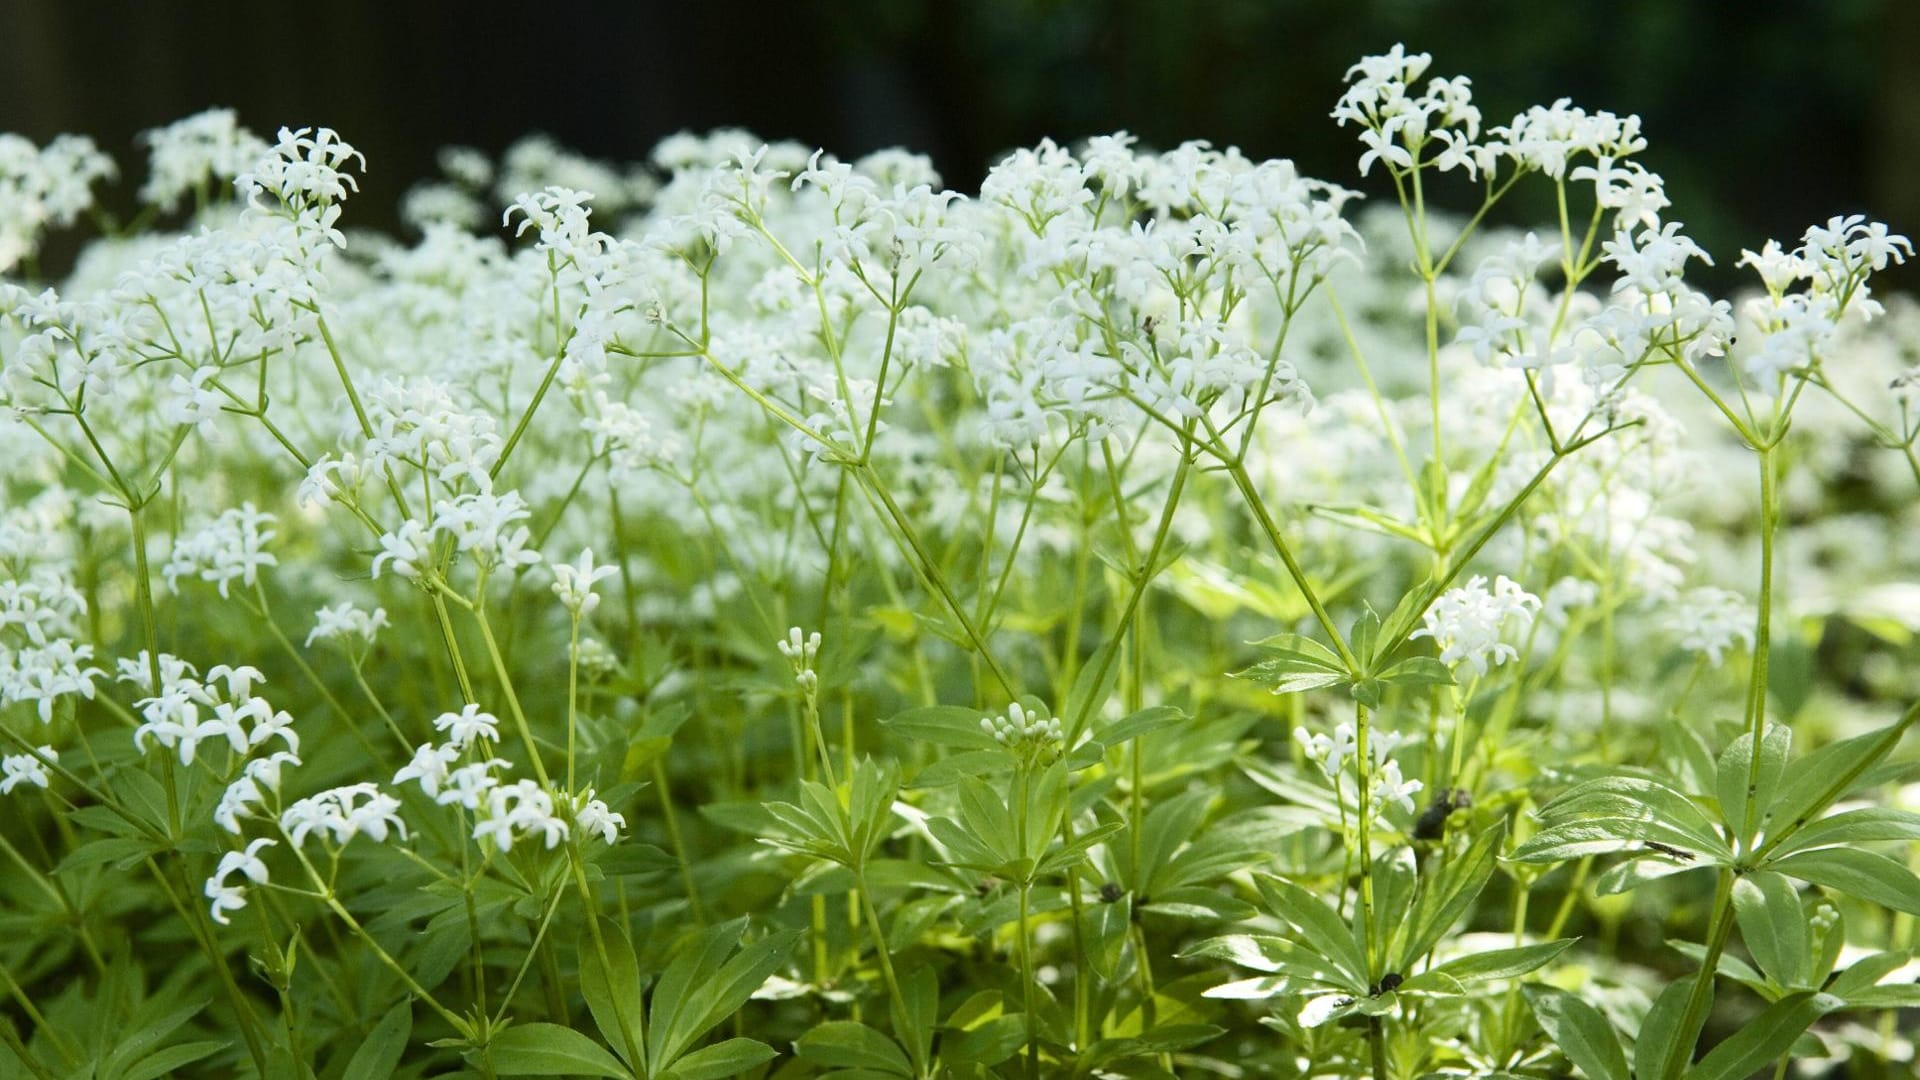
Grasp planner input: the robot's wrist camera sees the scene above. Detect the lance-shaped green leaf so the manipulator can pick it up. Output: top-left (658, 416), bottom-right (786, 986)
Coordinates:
top-left (1524, 985), bottom-right (1628, 1080)
top-left (488, 1023), bottom-right (633, 1078)
top-left (1249, 874), bottom-right (1370, 992)
top-left (1767, 806), bottom-right (1920, 857)
top-left (794, 1021), bottom-right (912, 1076)
top-left (659, 1038), bottom-right (777, 1080)
top-left (1758, 703), bottom-right (1920, 854)
top-left (579, 919), bottom-right (646, 1069)
top-left (1231, 634), bottom-right (1349, 695)
top-left (1397, 939), bottom-right (1574, 993)
top-left (1767, 847), bottom-right (1920, 916)
top-left (1393, 822), bottom-right (1501, 969)
top-left (646, 920), bottom-right (801, 1076)
top-left (1685, 991), bottom-right (1841, 1080)
top-left (1536, 776), bottom-right (1731, 857)
top-left (1732, 871), bottom-right (1807, 989)
top-left (1714, 723), bottom-right (1790, 850)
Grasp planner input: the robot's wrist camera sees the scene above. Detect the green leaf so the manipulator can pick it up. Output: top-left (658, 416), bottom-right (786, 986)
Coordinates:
top-left (648, 922), bottom-right (801, 1073)
top-left (1715, 723), bottom-right (1790, 849)
top-left (1768, 847), bottom-right (1920, 915)
top-left (1375, 655), bottom-right (1455, 690)
top-left (1634, 976), bottom-right (1703, 1080)
top-left (1760, 708), bottom-right (1920, 848)
top-left (489, 1023), bottom-right (633, 1078)
top-left (883, 705), bottom-right (999, 750)
top-left (55, 836), bottom-right (165, 876)
top-left (1524, 985), bottom-right (1628, 1080)
top-left (659, 1038), bottom-right (777, 1080)
top-left (1404, 939), bottom-right (1574, 989)
top-left (1081, 894), bottom-right (1131, 983)
top-left (1769, 806), bottom-right (1920, 856)
top-left (1100, 705), bottom-right (1187, 744)
top-left (1685, 991), bottom-right (1840, 1080)
top-left (1394, 822), bottom-right (1501, 968)
top-left (794, 1021), bottom-right (912, 1075)
top-left (579, 920), bottom-right (646, 1067)
top-left (1250, 874), bottom-right (1369, 991)
top-left (1232, 634), bottom-right (1348, 695)
top-left (1826, 950), bottom-right (1912, 999)
top-left (341, 1000), bottom-right (412, 1080)
top-left (120, 1041), bottom-right (227, 1080)
top-left (940, 1015), bottom-right (1026, 1067)
top-left (1732, 871), bottom-right (1806, 989)
top-left (1537, 776), bottom-right (1730, 856)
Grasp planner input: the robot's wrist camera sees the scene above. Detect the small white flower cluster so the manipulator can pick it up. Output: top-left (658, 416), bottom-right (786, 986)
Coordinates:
top-left (0, 638), bottom-right (103, 722)
top-left (372, 490), bottom-right (541, 583)
top-left (474, 779), bottom-right (570, 852)
top-left (129, 660), bottom-right (299, 767)
top-left (204, 837), bottom-right (275, 926)
top-left (162, 504), bottom-right (278, 598)
top-left (982, 702), bottom-right (1062, 750)
top-left (280, 783), bottom-right (407, 847)
top-left (1665, 587), bottom-right (1755, 667)
top-left (0, 745), bottom-right (54, 795)
top-left (1735, 216), bottom-right (1913, 381)
top-left (0, 132), bottom-right (115, 273)
top-left (1332, 45), bottom-right (1482, 178)
top-left (1412, 575), bottom-right (1542, 678)
top-left (214, 748), bottom-right (299, 834)
top-left (1294, 724), bottom-right (1424, 816)
top-left (777, 626), bottom-right (822, 693)
top-left (571, 789), bottom-right (625, 846)
top-left (306, 602), bottom-right (390, 650)
top-left (0, 574), bottom-right (87, 647)
top-left (138, 108), bottom-right (268, 213)
top-left (550, 549), bottom-right (618, 618)
top-left (235, 126), bottom-right (363, 212)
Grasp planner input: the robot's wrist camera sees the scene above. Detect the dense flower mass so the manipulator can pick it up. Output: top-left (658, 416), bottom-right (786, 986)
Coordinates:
top-left (0, 44), bottom-right (1917, 1080)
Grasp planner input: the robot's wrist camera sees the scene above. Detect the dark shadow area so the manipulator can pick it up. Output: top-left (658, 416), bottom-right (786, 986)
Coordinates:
top-left (2, 0), bottom-right (1910, 287)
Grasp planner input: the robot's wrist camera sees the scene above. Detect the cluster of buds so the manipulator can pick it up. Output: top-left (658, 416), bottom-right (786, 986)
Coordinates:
top-left (981, 702), bottom-right (1062, 754)
top-left (777, 626), bottom-right (822, 694)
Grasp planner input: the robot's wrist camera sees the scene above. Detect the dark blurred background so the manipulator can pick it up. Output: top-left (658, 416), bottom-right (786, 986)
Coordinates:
top-left (4, 0), bottom-right (1916, 286)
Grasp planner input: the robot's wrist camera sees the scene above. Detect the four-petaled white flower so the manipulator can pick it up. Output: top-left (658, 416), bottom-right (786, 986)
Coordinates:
top-left (433, 704), bottom-right (501, 749)
top-left (550, 549), bottom-right (618, 618)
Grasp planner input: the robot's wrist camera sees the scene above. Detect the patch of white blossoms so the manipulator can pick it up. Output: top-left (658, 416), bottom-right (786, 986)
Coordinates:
top-left (1413, 575), bottom-right (1543, 678)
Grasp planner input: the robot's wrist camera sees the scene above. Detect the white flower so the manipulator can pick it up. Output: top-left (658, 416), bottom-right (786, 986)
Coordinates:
top-left (474, 779), bottom-right (569, 853)
top-left (1295, 723), bottom-right (1357, 780)
top-left (371, 520), bottom-right (433, 581)
top-left (1411, 575), bottom-right (1542, 677)
top-left (205, 837), bottom-right (276, 926)
top-left (162, 505), bottom-right (278, 598)
top-left (437, 759), bottom-right (508, 811)
top-left (394, 741), bottom-right (462, 797)
top-left (204, 879), bottom-right (248, 926)
top-left (214, 777), bottom-right (262, 834)
top-left (1374, 760), bottom-right (1424, 815)
top-left (550, 549), bottom-right (618, 618)
top-left (306, 603), bottom-right (390, 649)
top-left (279, 783), bottom-right (407, 848)
top-left (433, 703), bottom-right (501, 749)
top-left (0, 746), bottom-right (55, 795)
top-left (573, 790), bottom-right (625, 845)
top-left (1665, 587), bottom-right (1754, 666)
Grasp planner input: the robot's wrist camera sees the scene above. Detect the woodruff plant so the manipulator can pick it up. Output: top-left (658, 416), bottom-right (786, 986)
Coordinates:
top-left (1, 46), bottom-right (1917, 1080)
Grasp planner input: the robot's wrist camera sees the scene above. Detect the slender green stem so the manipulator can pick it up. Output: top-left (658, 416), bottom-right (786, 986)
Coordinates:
top-left (651, 757), bottom-right (708, 923)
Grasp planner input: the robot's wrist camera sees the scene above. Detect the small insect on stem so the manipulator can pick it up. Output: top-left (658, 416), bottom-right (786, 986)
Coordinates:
top-left (1412, 788), bottom-right (1472, 841)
